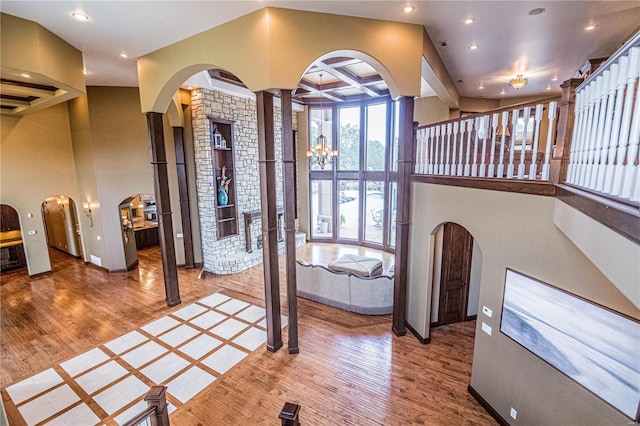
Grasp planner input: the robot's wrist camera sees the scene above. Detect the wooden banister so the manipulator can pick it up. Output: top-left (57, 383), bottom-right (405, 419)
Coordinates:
top-left (122, 386), bottom-right (170, 426)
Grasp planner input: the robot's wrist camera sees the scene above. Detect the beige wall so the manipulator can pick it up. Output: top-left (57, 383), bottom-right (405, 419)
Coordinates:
top-left (0, 103), bottom-right (79, 275)
top-left (407, 182), bottom-right (639, 425)
top-left (138, 7), bottom-right (423, 113)
top-left (414, 96), bottom-right (449, 127)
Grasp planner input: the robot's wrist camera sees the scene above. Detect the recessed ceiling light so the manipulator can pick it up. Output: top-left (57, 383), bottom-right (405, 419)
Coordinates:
top-left (120, 52), bottom-right (128, 58)
top-left (551, 76), bottom-right (558, 81)
top-left (528, 8), bottom-right (546, 16)
top-left (469, 43), bottom-right (479, 50)
top-left (584, 24), bottom-right (597, 31)
top-left (403, 5), bottom-right (415, 13)
top-left (71, 12), bottom-right (89, 21)
top-left (20, 73), bottom-right (31, 78)
top-left (500, 88), bottom-right (506, 95)
top-left (83, 70), bottom-right (89, 75)
top-left (479, 83), bottom-right (484, 90)
top-left (187, 86), bottom-right (193, 90)
top-left (546, 84), bottom-right (552, 91)
top-left (463, 18), bottom-right (474, 25)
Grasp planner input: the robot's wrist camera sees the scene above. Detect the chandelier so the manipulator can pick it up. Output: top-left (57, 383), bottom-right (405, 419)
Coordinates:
top-left (509, 74), bottom-right (528, 90)
top-left (306, 73), bottom-right (338, 169)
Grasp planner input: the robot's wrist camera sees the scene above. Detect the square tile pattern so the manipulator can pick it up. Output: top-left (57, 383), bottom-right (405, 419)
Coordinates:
top-left (3, 293), bottom-right (286, 425)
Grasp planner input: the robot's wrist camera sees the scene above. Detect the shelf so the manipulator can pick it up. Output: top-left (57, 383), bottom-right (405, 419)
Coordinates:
top-left (216, 204), bottom-right (235, 209)
top-left (210, 116), bottom-right (239, 239)
top-left (218, 218), bottom-right (236, 223)
top-left (213, 147), bottom-right (232, 151)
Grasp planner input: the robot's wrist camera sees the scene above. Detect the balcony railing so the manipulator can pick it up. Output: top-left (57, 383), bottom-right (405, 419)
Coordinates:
top-left (565, 31), bottom-right (640, 203)
top-left (415, 99), bottom-right (559, 182)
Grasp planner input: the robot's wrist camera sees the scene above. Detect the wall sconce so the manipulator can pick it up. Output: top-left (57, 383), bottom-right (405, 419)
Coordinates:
top-left (82, 202), bottom-right (94, 227)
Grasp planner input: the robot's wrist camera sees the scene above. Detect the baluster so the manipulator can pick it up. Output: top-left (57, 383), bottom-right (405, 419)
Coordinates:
top-left (444, 123), bottom-right (453, 175)
top-left (478, 116), bottom-right (488, 177)
top-left (497, 111), bottom-right (508, 178)
top-left (458, 120), bottom-right (466, 175)
top-left (517, 107), bottom-right (530, 179)
top-left (589, 75), bottom-right (609, 189)
top-left (464, 118), bottom-right (473, 176)
top-left (611, 54), bottom-right (635, 196)
top-left (427, 127), bottom-right (435, 175)
top-left (621, 46), bottom-right (640, 199)
top-left (434, 125), bottom-right (442, 174)
top-left (567, 90), bottom-right (585, 183)
top-left (438, 124), bottom-right (447, 175)
top-left (541, 102), bottom-right (557, 181)
top-left (470, 117), bottom-right (479, 177)
top-left (583, 76), bottom-right (605, 188)
top-left (488, 113), bottom-right (498, 178)
top-left (451, 121), bottom-right (459, 176)
top-left (603, 58), bottom-right (629, 193)
top-left (577, 85), bottom-right (596, 185)
top-left (595, 67), bottom-right (618, 191)
top-left (528, 104), bottom-right (544, 179)
top-left (415, 129), bottom-right (423, 174)
top-left (507, 110), bottom-right (517, 179)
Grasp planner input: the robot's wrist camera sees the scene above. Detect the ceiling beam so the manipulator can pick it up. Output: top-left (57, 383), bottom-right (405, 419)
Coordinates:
top-left (316, 63), bottom-right (379, 98)
top-left (0, 83), bottom-right (55, 99)
top-left (297, 79), bottom-right (344, 103)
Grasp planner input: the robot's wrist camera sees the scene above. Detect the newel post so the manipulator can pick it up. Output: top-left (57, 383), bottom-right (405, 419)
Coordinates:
top-left (550, 78), bottom-right (583, 184)
top-left (145, 386), bottom-right (170, 426)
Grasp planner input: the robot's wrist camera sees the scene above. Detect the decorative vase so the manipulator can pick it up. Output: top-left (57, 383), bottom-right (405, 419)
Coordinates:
top-left (218, 187), bottom-right (228, 206)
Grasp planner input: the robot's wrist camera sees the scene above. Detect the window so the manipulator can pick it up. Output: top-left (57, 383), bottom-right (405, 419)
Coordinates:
top-left (338, 107), bottom-right (360, 171)
top-left (308, 98), bottom-right (399, 251)
top-left (365, 103), bottom-right (387, 171)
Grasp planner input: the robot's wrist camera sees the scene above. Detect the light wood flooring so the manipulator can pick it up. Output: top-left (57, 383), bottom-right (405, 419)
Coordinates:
top-left (1, 244), bottom-right (496, 425)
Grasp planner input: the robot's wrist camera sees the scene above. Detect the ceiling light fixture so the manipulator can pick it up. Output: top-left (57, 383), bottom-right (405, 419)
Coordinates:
top-left (479, 82), bottom-right (484, 90)
top-left (551, 76), bottom-right (558, 81)
top-left (463, 18), bottom-right (474, 25)
top-left (120, 52), bottom-right (128, 58)
top-left (71, 12), bottom-right (89, 21)
top-left (20, 73), bottom-right (31, 78)
top-left (509, 74), bottom-right (528, 90)
top-left (403, 5), bottom-right (415, 13)
top-left (528, 8), bottom-right (546, 16)
top-left (500, 88), bottom-right (506, 95)
top-left (306, 73), bottom-right (338, 170)
top-left (83, 70), bottom-right (89, 75)
top-left (546, 84), bottom-right (552, 91)
top-left (469, 43), bottom-right (479, 50)
top-left (584, 24), bottom-right (597, 31)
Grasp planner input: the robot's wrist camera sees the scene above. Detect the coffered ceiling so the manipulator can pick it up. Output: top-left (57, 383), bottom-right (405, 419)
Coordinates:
top-left (1, 1), bottom-right (639, 109)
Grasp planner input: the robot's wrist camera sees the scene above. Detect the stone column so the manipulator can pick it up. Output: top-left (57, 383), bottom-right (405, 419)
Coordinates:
top-left (146, 112), bottom-right (181, 307)
top-left (392, 97), bottom-right (415, 336)
top-left (256, 91), bottom-right (283, 352)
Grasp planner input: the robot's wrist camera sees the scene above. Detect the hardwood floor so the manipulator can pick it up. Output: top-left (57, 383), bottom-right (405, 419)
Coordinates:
top-left (1, 244), bottom-right (496, 425)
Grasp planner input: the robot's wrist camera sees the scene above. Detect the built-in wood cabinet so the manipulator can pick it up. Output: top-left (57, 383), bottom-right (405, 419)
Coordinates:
top-left (1, 204), bottom-right (21, 232)
top-left (209, 117), bottom-right (238, 239)
top-left (135, 226), bottom-right (159, 250)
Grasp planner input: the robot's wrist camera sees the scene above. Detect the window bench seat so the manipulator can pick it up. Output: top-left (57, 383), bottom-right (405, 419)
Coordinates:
top-left (296, 260), bottom-right (393, 315)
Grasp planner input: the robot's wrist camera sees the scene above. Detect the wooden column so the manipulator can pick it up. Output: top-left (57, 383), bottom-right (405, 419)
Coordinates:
top-left (146, 112), bottom-right (181, 307)
top-left (551, 78), bottom-right (582, 184)
top-left (392, 97), bottom-right (415, 337)
top-left (173, 126), bottom-right (195, 269)
top-left (256, 91), bottom-right (283, 352)
top-left (280, 90), bottom-right (299, 354)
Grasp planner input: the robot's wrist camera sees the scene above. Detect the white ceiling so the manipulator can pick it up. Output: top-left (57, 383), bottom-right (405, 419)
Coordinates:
top-left (2, 1), bottom-right (639, 100)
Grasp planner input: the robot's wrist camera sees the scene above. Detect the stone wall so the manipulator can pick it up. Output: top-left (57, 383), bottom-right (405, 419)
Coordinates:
top-left (191, 88), bottom-right (298, 273)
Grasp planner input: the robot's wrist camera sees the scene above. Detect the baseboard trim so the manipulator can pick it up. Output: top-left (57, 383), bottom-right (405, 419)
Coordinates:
top-left (467, 385), bottom-right (509, 426)
top-left (28, 270), bottom-right (52, 279)
top-left (405, 321), bottom-right (430, 345)
top-left (465, 314), bottom-right (478, 321)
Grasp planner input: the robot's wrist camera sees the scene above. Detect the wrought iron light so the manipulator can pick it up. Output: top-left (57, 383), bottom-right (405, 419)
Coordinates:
top-left (307, 73), bottom-right (338, 169)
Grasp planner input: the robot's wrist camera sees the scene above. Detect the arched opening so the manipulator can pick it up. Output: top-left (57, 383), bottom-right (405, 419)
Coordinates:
top-left (42, 196), bottom-right (82, 258)
top-left (429, 222), bottom-right (482, 333)
top-left (300, 53), bottom-right (400, 252)
top-left (118, 193), bottom-right (158, 270)
top-left (0, 204), bottom-right (27, 273)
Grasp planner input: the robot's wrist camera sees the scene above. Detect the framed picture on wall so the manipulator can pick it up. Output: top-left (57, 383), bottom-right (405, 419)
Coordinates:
top-left (500, 269), bottom-right (640, 420)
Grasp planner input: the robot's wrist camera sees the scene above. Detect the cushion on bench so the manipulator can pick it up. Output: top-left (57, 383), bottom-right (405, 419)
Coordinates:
top-left (328, 254), bottom-right (383, 277)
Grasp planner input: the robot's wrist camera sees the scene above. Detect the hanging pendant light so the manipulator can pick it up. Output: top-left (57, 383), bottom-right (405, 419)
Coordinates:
top-left (306, 73), bottom-right (338, 169)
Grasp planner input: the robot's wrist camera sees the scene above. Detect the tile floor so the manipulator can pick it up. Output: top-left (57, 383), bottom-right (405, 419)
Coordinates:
top-left (4, 292), bottom-right (286, 425)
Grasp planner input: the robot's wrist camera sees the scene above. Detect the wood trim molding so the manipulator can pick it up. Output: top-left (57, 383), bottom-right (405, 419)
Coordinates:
top-left (405, 321), bottom-right (430, 345)
top-left (555, 185), bottom-right (640, 245)
top-left (467, 385), bottom-right (510, 426)
top-left (411, 175), bottom-right (557, 197)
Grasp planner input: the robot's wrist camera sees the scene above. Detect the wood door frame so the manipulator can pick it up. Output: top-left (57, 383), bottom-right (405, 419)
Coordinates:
top-left (437, 222), bottom-right (473, 325)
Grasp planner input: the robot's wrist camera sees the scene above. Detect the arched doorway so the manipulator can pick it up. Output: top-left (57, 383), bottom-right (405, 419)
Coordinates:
top-left (42, 196), bottom-right (82, 259)
top-left (0, 204), bottom-right (27, 272)
top-left (118, 193), bottom-right (158, 270)
top-left (430, 222), bottom-right (482, 328)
